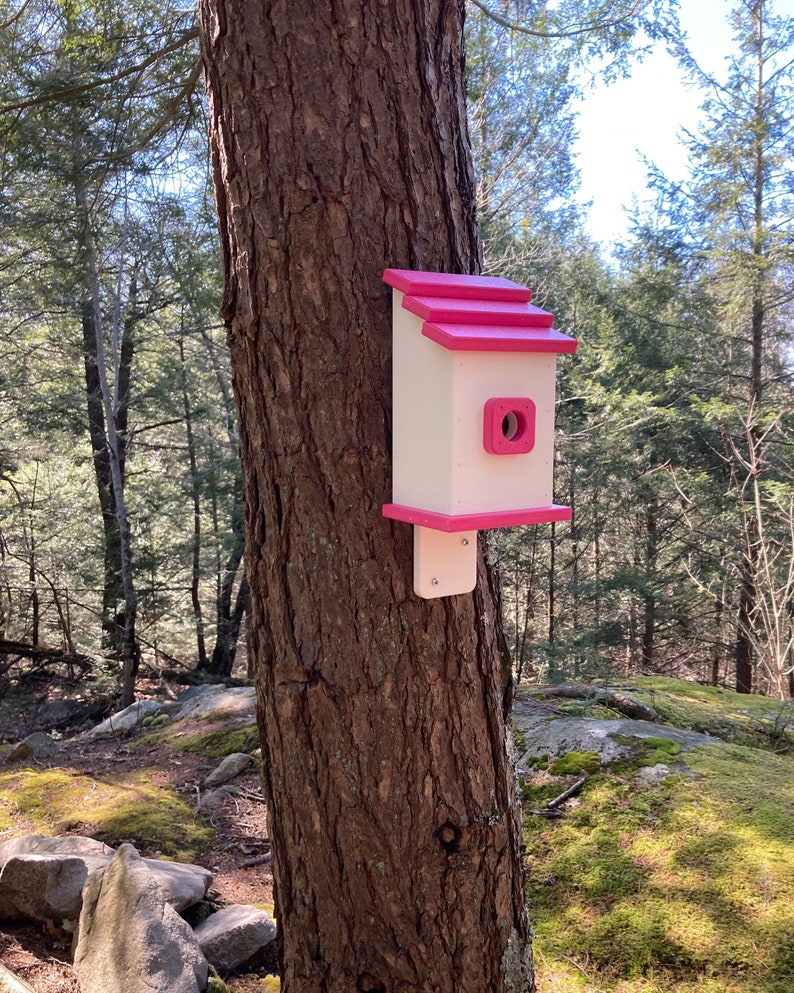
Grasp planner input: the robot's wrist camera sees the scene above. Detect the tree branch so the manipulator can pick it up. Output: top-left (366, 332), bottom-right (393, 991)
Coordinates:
top-left (468, 0), bottom-right (646, 40)
top-left (89, 57), bottom-right (203, 165)
top-left (0, 27), bottom-right (199, 115)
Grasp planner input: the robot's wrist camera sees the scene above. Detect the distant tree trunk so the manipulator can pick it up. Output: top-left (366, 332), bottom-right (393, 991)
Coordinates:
top-left (197, 329), bottom-right (249, 678)
top-left (198, 470), bottom-right (248, 678)
top-left (74, 155), bottom-right (139, 706)
top-left (711, 596), bottom-right (723, 686)
top-left (199, 1), bottom-right (533, 990)
top-left (179, 332), bottom-right (208, 669)
top-left (81, 297), bottom-right (123, 644)
top-left (735, 539), bottom-right (756, 694)
top-left (207, 547), bottom-right (248, 678)
top-left (28, 467), bottom-right (40, 645)
top-left (733, 6), bottom-right (768, 697)
top-left (641, 502), bottom-right (657, 672)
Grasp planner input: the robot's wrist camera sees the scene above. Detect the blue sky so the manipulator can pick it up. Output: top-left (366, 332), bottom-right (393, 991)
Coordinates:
top-left (573, 0), bottom-right (794, 246)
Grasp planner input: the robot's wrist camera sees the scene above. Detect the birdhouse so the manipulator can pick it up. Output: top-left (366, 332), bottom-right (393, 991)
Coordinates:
top-left (382, 268), bottom-right (577, 598)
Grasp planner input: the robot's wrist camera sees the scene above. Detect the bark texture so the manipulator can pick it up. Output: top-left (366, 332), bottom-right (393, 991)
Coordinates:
top-left (198, 2), bottom-right (531, 991)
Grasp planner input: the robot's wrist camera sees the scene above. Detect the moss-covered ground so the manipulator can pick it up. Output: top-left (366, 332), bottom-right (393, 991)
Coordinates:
top-left (0, 765), bottom-right (214, 861)
top-left (523, 677), bottom-right (794, 993)
top-left (137, 719), bottom-right (261, 759)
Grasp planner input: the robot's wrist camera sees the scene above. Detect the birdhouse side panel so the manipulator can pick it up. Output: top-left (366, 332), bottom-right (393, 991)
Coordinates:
top-left (391, 294), bottom-right (456, 514)
top-left (449, 353), bottom-right (558, 514)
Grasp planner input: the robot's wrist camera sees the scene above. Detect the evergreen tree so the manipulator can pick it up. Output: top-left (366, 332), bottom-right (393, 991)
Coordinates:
top-left (657, 0), bottom-right (794, 695)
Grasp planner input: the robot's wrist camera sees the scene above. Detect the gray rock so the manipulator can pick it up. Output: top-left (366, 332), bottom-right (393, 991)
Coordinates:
top-left (4, 732), bottom-right (61, 764)
top-left (512, 706), bottom-right (716, 772)
top-left (174, 685), bottom-right (256, 721)
top-left (199, 785), bottom-right (242, 809)
top-left (193, 903), bottom-right (277, 973)
top-left (0, 836), bottom-right (212, 915)
top-left (34, 698), bottom-right (83, 729)
top-left (82, 699), bottom-right (162, 738)
top-left (0, 963), bottom-right (36, 993)
top-left (0, 854), bottom-right (87, 922)
top-left (0, 834), bottom-right (113, 866)
top-left (204, 752), bottom-right (255, 786)
top-left (635, 763), bottom-right (674, 783)
top-left (73, 843), bottom-right (208, 993)
top-left (141, 856), bottom-right (213, 913)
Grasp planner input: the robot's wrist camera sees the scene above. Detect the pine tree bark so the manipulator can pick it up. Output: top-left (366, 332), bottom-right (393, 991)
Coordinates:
top-left (198, 2), bottom-right (532, 991)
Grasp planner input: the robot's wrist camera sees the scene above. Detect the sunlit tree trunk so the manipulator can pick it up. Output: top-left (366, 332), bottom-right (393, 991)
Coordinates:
top-left (198, 1), bottom-right (532, 989)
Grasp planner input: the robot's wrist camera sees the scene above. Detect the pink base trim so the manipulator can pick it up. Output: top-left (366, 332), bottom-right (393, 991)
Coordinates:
top-left (383, 503), bottom-right (572, 532)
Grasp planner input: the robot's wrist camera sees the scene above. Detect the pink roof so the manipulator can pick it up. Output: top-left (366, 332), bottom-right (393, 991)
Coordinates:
top-left (383, 268), bottom-right (532, 302)
top-left (423, 322), bottom-right (577, 353)
top-left (383, 268), bottom-right (577, 354)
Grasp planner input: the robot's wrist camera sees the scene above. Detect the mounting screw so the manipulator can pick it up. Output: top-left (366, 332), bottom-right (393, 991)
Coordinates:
top-left (461, 538), bottom-right (470, 546)
top-left (432, 578), bottom-right (440, 586)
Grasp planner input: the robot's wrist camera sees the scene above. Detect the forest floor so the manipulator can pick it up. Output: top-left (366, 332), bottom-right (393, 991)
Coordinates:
top-left (0, 672), bottom-right (273, 993)
top-left (1, 672), bottom-right (793, 993)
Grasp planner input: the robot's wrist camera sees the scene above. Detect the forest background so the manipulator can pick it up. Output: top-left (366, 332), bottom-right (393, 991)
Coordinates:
top-left (0, 0), bottom-right (792, 705)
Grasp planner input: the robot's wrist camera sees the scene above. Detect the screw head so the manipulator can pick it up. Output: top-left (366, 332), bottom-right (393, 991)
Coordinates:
top-left (461, 538), bottom-right (470, 546)
top-left (432, 578), bottom-right (440, 586)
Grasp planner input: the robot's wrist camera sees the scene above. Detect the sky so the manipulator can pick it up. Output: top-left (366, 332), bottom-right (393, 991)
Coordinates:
top-left (573, 0), bottom-right (794, 247)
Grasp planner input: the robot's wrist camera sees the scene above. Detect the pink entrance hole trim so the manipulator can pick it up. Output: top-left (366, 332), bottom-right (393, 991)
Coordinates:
top-left (484, 397), bottom-right (536, 455)
top-left (382, 503), bottom-right (573, 532)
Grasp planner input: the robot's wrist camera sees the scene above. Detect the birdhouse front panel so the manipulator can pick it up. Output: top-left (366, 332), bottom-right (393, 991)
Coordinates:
top-left (447, 350), bottom-right (558, 514)
top-left (383, 268), bottom-right (577, 535)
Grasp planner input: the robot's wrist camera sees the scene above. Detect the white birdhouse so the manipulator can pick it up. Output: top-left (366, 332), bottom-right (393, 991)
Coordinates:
top-left (382, 268), bottom-right (577, 598)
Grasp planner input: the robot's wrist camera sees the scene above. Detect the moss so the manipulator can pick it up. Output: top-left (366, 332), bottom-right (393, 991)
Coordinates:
top-left (229, 978), bottom-right (280, 992)
top-left (512, 726), bottom-right (528, 755)
top-left (548, 751), bottom-right (601, 776)
top-left (642, 736), bottom-right (683, 755)
top-left (143, 723), bottom-right (260, 759)
top-left (142, 714), bottom-right (170, 728)
top-left (526, 728), bottom-right (794, 993)
top-left (557, 702), bottom-right (588, 716)
top-left (624, 676), bottom-right (794, 750)
top-left (0, 767), bottom-right (214, 862)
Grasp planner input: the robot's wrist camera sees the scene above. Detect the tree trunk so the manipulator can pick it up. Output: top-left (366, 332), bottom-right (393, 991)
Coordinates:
top-left (735, 539), bottom-right (756, 694)
top-left (74, 157), bottom-right (139, 707)
top-left (641, 502), bottom-right (657, 673)
top-left (198, 2), bottom-right (532, 991)
top-left (179, 332), bottom-right (208, 669)
top-left (81, 297), bottom-right (124, 645)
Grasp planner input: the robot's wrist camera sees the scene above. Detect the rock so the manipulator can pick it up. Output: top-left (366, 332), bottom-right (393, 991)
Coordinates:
top-left (4, 732), bottom-right (60, 764)
top-left (0, 963), bottom-right (36, 993)
top-left (0, 836), bottom-right (212, 915)
top-left (174, 685), bottom-right (256, 721)
top-left (193, 904), bottom-right (277, 973)
top-left (142, 856), bottom-right (213, 913)
top-left (0, 834), bottom-right (113, 865)
top-left (199, 786), bottom-right (242, 809)
top-left (0, 854), bottom-right (87, 922)
top-left (73, 843), bottom-right (208, 993)
top-left (635, 763), bottom-right (674, 783)
top-left (204, 753), bottom-right (254, 786)
top-left (512, 707), bottom-right (716, 772)
top-left (82, 699), bottom-right (163, 738)
top-left (34, 698), bottom-right (83, 729)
